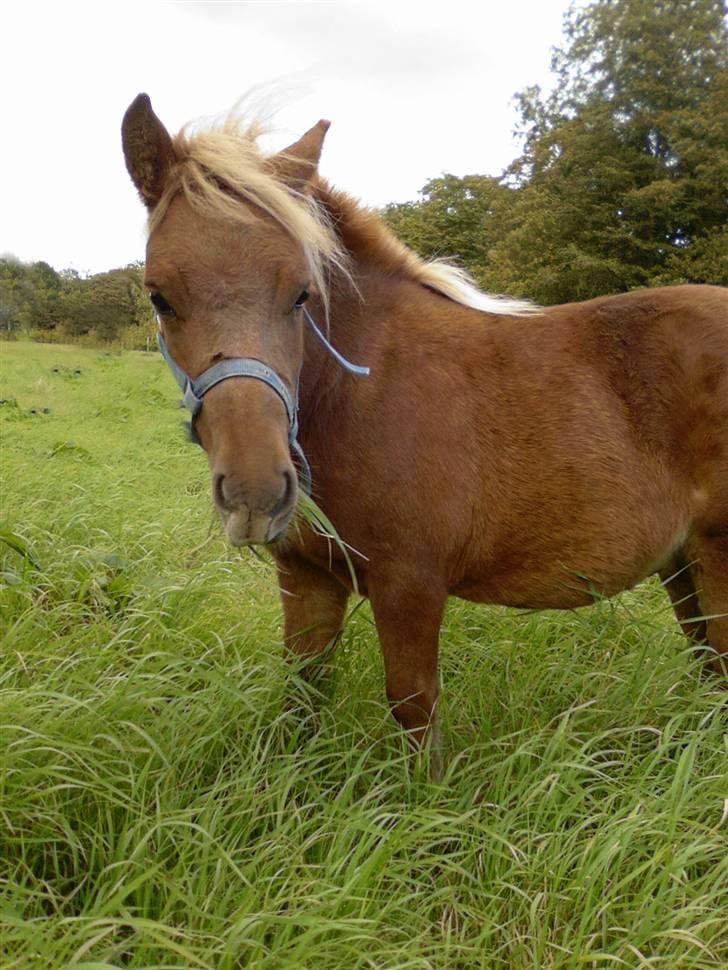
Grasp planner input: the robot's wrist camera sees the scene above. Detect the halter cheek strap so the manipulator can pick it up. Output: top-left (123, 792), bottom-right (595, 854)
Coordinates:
top-left (302, 308), bottom-right (370, 377)
top-left (156, 310), bottom-right (368, 496)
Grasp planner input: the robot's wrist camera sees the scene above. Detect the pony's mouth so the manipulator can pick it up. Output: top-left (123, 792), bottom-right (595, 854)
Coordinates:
top-left (221, 506), bottom-right (294, 547)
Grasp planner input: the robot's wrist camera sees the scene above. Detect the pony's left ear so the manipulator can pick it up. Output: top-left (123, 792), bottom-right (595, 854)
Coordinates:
top-left (270, 119), bottom-right (330, 192)
top-left (122, 93), bottom-right (176, 208)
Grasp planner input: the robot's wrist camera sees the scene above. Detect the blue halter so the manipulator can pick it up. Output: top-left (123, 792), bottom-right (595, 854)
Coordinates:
top-left (157, 307), bottom-right (369, 495)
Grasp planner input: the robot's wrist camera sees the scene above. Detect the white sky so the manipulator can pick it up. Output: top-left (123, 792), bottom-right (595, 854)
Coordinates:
top-left (2, 0), bottom-right (573, 276)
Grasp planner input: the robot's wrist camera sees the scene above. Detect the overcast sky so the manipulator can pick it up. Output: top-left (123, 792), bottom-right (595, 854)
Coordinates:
top-left (2, 0), bottom-right (576, 275)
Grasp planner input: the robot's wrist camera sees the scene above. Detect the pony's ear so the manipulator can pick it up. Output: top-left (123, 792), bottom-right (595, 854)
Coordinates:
top-left (270, 119), bottom-right (331, 192)
top-left (122, 93), bottom-right (175, 208)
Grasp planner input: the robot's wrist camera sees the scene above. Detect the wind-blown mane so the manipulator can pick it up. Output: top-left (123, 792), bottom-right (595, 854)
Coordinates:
top-left (151, 113), bottom-right (537, 317)
top-left (316, 183), bottom-right (538, 315)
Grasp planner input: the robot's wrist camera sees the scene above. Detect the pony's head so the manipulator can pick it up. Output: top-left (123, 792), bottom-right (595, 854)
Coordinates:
top-left (122, 94), bottom-right (344, 546)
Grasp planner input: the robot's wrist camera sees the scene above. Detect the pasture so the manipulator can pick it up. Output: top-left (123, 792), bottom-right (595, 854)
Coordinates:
top-left (1, 339), bottom-right (726, 968)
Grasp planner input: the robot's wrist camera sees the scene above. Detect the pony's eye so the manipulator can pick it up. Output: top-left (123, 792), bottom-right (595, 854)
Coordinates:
top-left (293, 290), bottom-right (309, 309)
top-left (150, 292), bottom-right (175, 316)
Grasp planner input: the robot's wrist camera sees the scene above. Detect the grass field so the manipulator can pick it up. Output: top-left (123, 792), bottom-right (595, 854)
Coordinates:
top-left (1, 339), bottom-right (726, 969)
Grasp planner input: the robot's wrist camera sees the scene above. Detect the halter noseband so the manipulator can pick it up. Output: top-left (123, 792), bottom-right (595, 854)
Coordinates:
top-left (157, 307), bottom-right (369, 495)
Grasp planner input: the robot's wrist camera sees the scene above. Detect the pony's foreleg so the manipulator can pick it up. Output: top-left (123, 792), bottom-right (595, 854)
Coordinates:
top-left (369, 573), bottom-right (446, 776)
top-left (276, 555), bottom-right (349, 671)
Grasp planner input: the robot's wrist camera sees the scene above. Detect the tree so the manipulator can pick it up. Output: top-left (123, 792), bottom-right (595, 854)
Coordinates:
top-left (16, 261), bottom-right (62, 331)
top-left (382, 174), bottom-right (513, 287)
top-left (491, 0), bottom-right (728, 302)
top-left (0, 258), bottom-right (155, 346)
top-left (0, 257), bottom-right (27, 333)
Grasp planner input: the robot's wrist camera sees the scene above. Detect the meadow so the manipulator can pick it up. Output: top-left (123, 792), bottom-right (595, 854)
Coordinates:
top-left (1, 339), bottom-right (726, 969)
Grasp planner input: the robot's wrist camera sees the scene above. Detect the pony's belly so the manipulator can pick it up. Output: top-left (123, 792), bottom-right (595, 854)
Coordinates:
top-left (454, 567), bottom-right (642, 610)
top-left (451, 449), bottom-right (699, 610)
top-left (453, 524), bottom-right (688, 610)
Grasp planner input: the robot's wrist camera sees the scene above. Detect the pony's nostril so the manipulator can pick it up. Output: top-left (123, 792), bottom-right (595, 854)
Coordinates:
top-left (213, 473), bottom-right (226, 507)
top-left (272, 468), bottom-right (296, 517)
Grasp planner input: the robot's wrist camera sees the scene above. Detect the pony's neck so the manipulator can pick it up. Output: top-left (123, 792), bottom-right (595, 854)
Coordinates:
top-left (292, 185), bottom-right (374, 404)
top-left (315, 180), bottom-right (432, 292)
top-left (295, 180), bottom-right (535, 431)
top-left (298, 181), bottom-right (421, 409)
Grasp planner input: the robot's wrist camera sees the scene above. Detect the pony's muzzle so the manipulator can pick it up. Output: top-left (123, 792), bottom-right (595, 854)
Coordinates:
top-left (213, 466), bottom-right (297, 545)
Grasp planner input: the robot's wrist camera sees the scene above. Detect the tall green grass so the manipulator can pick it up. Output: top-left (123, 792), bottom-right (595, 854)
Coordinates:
top-left (1, 341), bottom-right (726, 968)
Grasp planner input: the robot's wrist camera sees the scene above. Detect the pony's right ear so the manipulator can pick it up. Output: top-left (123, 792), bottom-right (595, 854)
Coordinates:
top-left (122, 93), bottom-right (175, 208)
top-left (269, 119), bottom-right (331, 193)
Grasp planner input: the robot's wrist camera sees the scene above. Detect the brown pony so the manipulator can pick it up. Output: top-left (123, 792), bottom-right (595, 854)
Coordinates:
top-left (122, 94), bottom-right (728, 766)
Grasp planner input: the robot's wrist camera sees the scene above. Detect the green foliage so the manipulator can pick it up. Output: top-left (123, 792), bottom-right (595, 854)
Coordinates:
top-left (2, 340), bottom-right (727, 966)
top-left (0, 257), bottom-right (156, 348)
top-left (384, 0), bottom-right (728, 304)
top-left (0, 260), bottom-right (25, 333)
top-left (497, 0), bottom-right (728, 301)
top-left (0, 257), bottom-right (60, 334)
top-left (384, 174), bottom-right (512, 288)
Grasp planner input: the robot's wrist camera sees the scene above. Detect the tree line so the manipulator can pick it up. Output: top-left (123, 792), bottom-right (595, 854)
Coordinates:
top-left (0, 259), bottom-right (156, 349)
top-left (2, 0), bottom-right (726, 347)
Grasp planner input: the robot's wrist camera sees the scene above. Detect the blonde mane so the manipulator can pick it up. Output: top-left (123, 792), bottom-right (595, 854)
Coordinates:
top-left (151, 114), bottom-right (538, 318)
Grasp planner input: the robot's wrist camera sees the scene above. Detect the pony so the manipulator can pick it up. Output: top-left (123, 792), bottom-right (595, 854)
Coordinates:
top-left (122, 94), bottom-right (727, 769)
